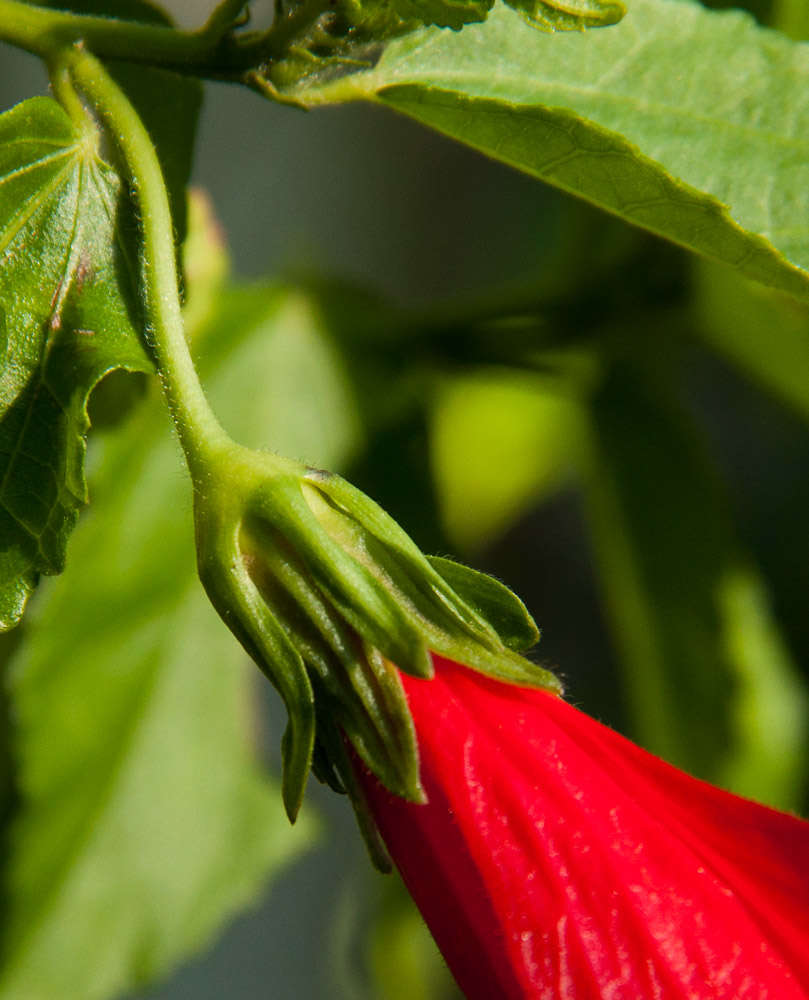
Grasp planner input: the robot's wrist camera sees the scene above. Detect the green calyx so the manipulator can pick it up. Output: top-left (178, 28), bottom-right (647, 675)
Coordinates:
top-left (193, 439), bottom-right (560, 865)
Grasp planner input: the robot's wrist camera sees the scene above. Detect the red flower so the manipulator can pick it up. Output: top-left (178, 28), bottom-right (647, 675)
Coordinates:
top-left (358, 655), bottom-right (809, 999)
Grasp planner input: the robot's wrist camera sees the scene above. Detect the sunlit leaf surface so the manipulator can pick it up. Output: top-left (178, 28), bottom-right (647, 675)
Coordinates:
top-left (288, 0), bottom-right (809, 300)
top-left (0, 98), bottom-right (150, 630)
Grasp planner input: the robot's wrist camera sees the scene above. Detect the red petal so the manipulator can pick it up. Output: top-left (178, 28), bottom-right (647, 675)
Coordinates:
top-left (359, 656), bottom-right (809, 999)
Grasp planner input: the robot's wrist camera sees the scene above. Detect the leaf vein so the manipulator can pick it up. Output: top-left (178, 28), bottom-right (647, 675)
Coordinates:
top-left (0, 160), bottom-right (76, 260)
top-left (0, 147), bottom-right (75, 191)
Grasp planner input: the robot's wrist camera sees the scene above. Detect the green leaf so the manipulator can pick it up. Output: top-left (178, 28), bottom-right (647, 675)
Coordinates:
top-left (0, 5), bottom-right (201, 631)
top-left (716, 567), bottom-right (809, 810)
top-left (182, 189), bottom-right (230, 341)
top-left (0, 98), bottom-right (151, 632)
top-left (0, 281), bottom-right (362, 1000)
top-left (204, 286), bottom-right (363, 463)
top-left (582, 355), bottom-right (808, 806)
top-left (287, 0), bottom-right (809, 301)
top-left (773, 0), bottom-right (809, 39)
top-left (367, 874), bottom-right (461, 1000)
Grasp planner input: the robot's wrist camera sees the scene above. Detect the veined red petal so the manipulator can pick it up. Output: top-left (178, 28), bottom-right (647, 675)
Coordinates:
top-left (359, 655), bottom-right (809, 999)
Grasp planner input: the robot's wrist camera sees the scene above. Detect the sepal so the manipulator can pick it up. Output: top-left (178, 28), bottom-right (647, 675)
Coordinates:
top-left (316, 710), bottom-right (394, 872)
top-left (427, 555), bottom-right (540, 652)
top-left (243, 528), bottom-right (424, 802)
top-left (195, 501), bottom-right (315, 821)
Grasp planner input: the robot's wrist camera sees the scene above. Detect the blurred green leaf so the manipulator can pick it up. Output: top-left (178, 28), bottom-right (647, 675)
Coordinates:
top-left (204, 286), bottom-right (363, 463)
top-left (431, 371), bottom-right (585, 551)
top-left (0, 97), bottom-right (151, 631)
top-left (773, 0), bottom-right (809, 38)
top-left (182, 189), bottom-right (230, 342)
top-left (692, 259), bottom-right (809, 424)
top-left (290, 0), bottom-right (809, 301)
top-left (0, 280), bottom-right (366, 1000)
top-left (367, 874), bottom-right (460, 1000)
top-left (717, 568), bottom-right (809, 809)
top-left (582, 356), bottom-right (807, 806)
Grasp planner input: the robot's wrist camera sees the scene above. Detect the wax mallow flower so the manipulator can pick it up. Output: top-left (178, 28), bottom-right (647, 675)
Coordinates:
top-left (358, 655), bottom-right (809, 999)
top-left (195, 448), bottom-right (809, 994)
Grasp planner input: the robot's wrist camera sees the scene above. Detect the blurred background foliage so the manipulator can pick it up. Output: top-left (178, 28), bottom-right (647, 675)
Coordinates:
top-left (2, 0), bottom-right (809, 997)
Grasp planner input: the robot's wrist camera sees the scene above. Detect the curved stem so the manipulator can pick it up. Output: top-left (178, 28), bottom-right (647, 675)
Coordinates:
top-left (0, 0), bottom-right (210, 64)
top-left (61, 47), bottom-right (231, 481)
top-left (48, 59), bottom-right (95, 134)
top-left (0, 0), bottom-right (312, 79)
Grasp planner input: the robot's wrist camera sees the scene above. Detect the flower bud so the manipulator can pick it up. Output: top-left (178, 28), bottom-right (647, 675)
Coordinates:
top-left (360, 656), bottom-right (809, 997)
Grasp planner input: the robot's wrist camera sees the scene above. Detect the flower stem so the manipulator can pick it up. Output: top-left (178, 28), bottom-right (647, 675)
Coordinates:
top-left (61, 47), bottom-right (231, 480)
